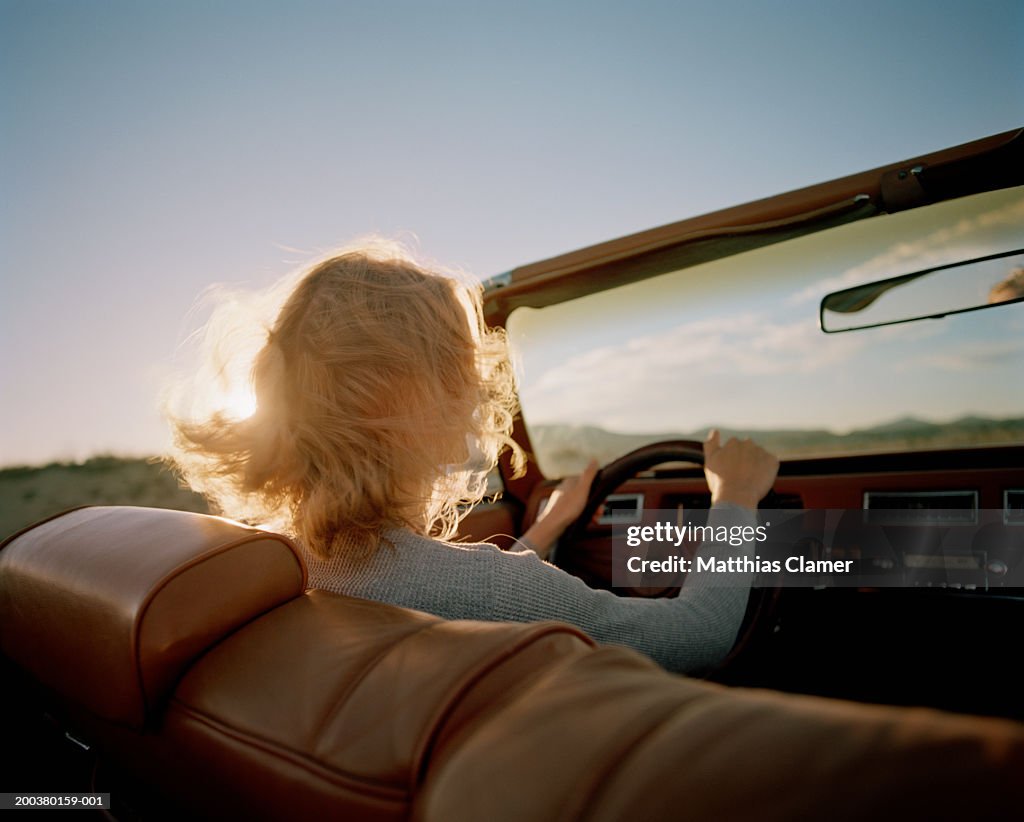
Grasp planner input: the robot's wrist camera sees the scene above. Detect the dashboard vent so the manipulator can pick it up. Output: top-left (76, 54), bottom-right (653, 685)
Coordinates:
top-left (762, 492), bottom-right (804, 509)
top-left (664, 493), bottom-right (711, 510)
top-left (863, 490), bottom-right (978, 525)
top-left (597, 493), bottom-right (644, 525)
top-left (663, 492), bottom-right (804, 510)
top-left (1006, 490), bottom-right (1024, 525)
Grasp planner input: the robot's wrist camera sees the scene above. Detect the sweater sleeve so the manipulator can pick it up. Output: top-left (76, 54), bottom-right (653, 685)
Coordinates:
top-left (486, 503), bottom-right (757, 673)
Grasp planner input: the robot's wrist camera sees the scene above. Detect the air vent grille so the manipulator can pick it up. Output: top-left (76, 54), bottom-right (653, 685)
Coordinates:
top-left (863, 490), bottom-right (977, 524)
top-left (597, 493), bottom-right (644, 525)
top-left (1005, 489), bottom-right (1024, 525)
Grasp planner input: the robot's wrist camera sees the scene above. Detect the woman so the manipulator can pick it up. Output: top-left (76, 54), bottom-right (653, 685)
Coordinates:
top-left (166, 243), bottom-right (778, 673)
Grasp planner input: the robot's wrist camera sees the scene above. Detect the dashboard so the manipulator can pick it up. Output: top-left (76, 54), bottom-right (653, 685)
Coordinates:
top-left (461, 444), bottom-right (1024, 720)
top-left (519, 445), bottom-right (1024, 593)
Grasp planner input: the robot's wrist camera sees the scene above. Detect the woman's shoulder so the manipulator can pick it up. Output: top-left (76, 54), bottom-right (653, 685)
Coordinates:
top-left (305, 526), bottom-right (516, 622)
top-left (383, 527), bottom-right (506, 556)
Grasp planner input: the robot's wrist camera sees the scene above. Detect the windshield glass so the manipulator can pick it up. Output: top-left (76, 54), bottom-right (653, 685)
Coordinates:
top-left (507, 186), bottom-right (1024, 477)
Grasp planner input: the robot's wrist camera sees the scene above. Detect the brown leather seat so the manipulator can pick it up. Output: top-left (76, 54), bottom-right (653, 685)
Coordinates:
top-left (2, 507), bottom-right (1022, 821)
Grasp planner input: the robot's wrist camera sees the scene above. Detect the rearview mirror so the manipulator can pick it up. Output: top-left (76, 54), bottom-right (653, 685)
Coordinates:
top-left (820, 249), bottom-right (1024, 333)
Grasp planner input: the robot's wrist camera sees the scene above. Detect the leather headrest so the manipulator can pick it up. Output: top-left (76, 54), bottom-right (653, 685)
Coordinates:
top-left (0, 506), bottom-right (306, 730)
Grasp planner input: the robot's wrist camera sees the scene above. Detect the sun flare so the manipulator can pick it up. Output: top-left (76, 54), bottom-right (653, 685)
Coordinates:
top-left (221, 385), bottom-right (258, 420)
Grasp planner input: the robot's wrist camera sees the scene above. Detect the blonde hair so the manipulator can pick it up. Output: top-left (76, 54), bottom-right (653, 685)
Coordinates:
top-left (163, 242), bottom-right (523, 558)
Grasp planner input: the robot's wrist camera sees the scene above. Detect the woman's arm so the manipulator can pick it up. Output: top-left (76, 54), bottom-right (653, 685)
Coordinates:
top-left (501, 431), bottom-right (778, 672)
top-left (491, 502), bottom-right (762, 673)
top-left (518, 431), bottom-right (778, 558)
top-left (518, 459), bottom-right (599, 559)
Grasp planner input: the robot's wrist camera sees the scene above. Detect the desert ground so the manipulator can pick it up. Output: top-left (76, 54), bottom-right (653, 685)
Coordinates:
top-left (0, 457), bottom-right (211, 543)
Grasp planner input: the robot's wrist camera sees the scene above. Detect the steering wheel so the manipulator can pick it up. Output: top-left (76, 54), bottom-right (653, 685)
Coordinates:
top-left (559, 439), bottom-right (706, 553)
top-left (553, 439), bottom-right (781, 678)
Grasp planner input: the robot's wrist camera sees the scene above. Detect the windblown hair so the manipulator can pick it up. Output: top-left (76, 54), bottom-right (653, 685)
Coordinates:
top-left (164, 242), bottom-right (523, 558)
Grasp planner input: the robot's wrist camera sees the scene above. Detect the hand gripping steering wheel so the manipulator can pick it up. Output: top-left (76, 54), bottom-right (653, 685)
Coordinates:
top-left (558, 439), bottom-right (706, 558)
top-left (553, 439), bottom-right (780, 677)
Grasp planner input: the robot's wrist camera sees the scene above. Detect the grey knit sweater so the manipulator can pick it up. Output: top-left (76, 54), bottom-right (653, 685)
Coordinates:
top-left (303, 503), bottom-right (757, 673)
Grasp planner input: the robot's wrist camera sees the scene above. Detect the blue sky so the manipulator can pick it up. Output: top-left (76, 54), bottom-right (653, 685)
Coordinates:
top-left (1, 0), bottom-right (1022, 466)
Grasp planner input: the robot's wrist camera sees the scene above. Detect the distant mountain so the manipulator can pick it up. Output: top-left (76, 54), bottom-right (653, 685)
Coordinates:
top-left (861, 416), bottom-right (938, 434)
top-left (528, 415), bottom-right (1024, 475)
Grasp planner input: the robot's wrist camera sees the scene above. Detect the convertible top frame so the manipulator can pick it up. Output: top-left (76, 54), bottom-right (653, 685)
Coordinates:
top-left (489, 128), bottom-right (1024, 499)
top-left (484, 128), bottom-right (1023, 323)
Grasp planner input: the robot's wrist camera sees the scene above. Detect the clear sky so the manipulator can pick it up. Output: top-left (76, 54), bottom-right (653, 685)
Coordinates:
top-left (1, 0), bottom-right (1022, 467)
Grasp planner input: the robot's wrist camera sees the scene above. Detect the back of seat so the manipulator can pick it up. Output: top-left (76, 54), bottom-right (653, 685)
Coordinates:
top-left (0, 506), bottom-right (307, 730)
top-left (417, 643), bottom-right (1024, 821)
top-left (4, 506), bottom-right (1024, 821)
top-left (0, 506), bottom-right (594, 820)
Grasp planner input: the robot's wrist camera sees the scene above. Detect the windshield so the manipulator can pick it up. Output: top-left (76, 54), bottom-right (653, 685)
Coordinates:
top-left (507, 187), bottom-right (1024, 477)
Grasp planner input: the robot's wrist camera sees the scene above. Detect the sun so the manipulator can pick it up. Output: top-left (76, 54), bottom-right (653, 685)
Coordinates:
top-left (221, 385), bottom-right (258, 420)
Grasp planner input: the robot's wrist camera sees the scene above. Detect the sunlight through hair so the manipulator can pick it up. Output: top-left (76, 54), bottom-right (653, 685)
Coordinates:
top-left (162, 240), bottom-right (524, 558)
top-left (221, 384), bottom-right (258, 421)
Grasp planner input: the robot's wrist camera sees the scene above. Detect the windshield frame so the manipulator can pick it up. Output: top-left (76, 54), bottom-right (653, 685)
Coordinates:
top-left (486, 129), bottom-right (1024, 494)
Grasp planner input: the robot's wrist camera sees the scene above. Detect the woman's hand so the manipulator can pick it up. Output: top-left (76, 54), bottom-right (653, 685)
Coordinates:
top-left (518, 433), bottom-right (778, 558)
top-left (703, 429), bottom-right (779, 511)
top-left (520, 459), bottom-right (599, 559)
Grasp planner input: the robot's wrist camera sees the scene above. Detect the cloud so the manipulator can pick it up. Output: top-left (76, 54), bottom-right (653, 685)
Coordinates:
top-left (914, 338), bottom-right (1024, 372)
top-left (520, 309), bottom-right (871, 425)
top-left (788, 197), bottom-right (1024, 306)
